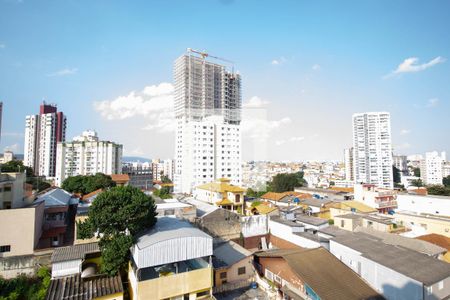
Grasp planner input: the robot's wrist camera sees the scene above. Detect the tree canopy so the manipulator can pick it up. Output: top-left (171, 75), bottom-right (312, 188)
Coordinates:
top-left (413, 167), bottom-right (421, 178)
top-left (153, 186), bottom-right (172, 199)
top-left (0, 160), bottom-right (33, 177)
top-left (77, 186), bottom-right (157, 275)
top-left (393, 166), bottom-right (401, 183)
top-left (427, 184), bottom-right (450, 196)
top-left (62, 173), bottom-right (116, 195)
top-left (443, 175), bottom-right (450, 187)
top-left (268, 171), bottom-right (307, 193)
top-left (410, 179), bottom-right (424, 187)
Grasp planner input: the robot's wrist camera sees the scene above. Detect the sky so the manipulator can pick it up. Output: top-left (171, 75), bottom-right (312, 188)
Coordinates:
top-left (1, 0), bottom-right (449, 162)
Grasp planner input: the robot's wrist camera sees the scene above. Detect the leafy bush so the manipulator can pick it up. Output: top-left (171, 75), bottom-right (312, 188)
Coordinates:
top-left (0, 267), bottom-right (50, 300)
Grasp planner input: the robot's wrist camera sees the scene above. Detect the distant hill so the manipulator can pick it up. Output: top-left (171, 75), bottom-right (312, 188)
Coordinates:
top-left (122, 156), bottom-right (151, 163)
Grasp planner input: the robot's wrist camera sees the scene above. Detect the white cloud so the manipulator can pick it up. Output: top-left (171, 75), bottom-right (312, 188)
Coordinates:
top-left (0, 44), bottom-right (5, 49)
top-left (384, 56), bottom-right (445, 78)
top-left (4, 144), bottom-right (19, 152)
top-left (241, 113), bottom-right (291, 140)
top-left (47, 68), bottom-right (78, 77)
top-left (93, 82), bottom-right (175, 132)
top-left (271, 56), bottom-right (287, 66)
top-left (242, 96), bottom-right (270, 108)
top-left (312, 64), bottom-right (321, 71)
top-left (426, 98), bottom-right (439, 108)
top-left (400, 129), bottom-right (411, 135)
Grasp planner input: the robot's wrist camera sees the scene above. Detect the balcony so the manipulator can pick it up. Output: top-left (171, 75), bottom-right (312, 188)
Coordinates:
top-left (375, 200), bottom-right (397, 208)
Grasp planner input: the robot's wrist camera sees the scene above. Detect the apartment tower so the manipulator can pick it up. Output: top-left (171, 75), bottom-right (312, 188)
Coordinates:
top-left (352, 112), bottom-right (393, 189)
top-left (24, 103), bottom-right (66, 177)
top-left (174, 49), bottom-right (242, 194)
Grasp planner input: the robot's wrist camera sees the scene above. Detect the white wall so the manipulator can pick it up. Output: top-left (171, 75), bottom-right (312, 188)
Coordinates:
top-left (396, 194), bottom-right (450, 216)
top-left (268, 220), bottom-right (320, 249)
top-left (329, 240), bottom-right (424, 300)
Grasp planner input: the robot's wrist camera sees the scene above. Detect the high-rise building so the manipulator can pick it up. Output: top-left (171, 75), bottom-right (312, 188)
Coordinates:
top-left (393, 155), bottom-right (408, 175)
top-left (55, 130), bottom-right (122, 186)
top-left (24, 103), bottom-right (66, 177)
top-left (174, 49), bottom-right (242, 194)
top-left (352, 112), bottom-right (393, 189)
top-left (420, 151), bottom-right (445, 185)
top-left (344, 147), bottom-right (354, 181)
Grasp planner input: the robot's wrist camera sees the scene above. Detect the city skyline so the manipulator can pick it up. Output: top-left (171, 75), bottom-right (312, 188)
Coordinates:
top-left (1, 0), bottom-right (449, 161)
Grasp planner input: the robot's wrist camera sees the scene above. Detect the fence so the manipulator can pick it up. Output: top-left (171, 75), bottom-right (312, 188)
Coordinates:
top-left (213, 276), bottom-right (256, 294)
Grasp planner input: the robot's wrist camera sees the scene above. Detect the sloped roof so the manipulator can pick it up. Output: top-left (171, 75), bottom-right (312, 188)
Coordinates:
top-left (52, 242), bottom-right (100, 263)
top-left (110, 174), bottom-right (130, 183)
top-left (135, 217), bottom-right (211, 250)
top-left (81, 189), bottom-right (102, 201)
top-left (46, 274), bottom-right (123, 300)
top-left (213, 240), bottom-right (252, 267)
top-left (261, 191), bottom-right (311, 202)
top-left (355, 227), bottom-right (446, 256)
top-left (333, 233), bottom-right (450, 285)
top-left (256, 248), bottom-right (383, 300)
top-left (331, 200), bottom-right (377, 213)
top-left (254, 204), bottom-right (278, 215)
top-left (35, 188), bottom-right (77, 207)
top-left (196, 178), bottom-right (245, 193)
top-left (416, 234), bottom-right (450, 251)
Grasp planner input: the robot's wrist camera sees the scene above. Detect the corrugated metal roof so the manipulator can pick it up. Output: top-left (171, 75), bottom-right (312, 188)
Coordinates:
top-left (52, 242), bottom-right (100, 263)
top-left (35, 188), bottom-right (77, 207)
top-left (333, 232), bottom-right (450, 285)
top-left (257, 248), bottom-right (384, 300)
top-left (46, 274), bottom-right (123, 300)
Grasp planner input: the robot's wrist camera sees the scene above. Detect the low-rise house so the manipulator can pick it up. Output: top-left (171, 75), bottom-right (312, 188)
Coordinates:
top-left (128, 217), bottom-right (213, 300)
top-left (254, 248), bottom-right (383, 300)
top-left (50, 242), bottom-right (101, 278)
top-left (268, 217), bottom-right (322, 249)
top-left (334, 213), bottom-right (395, 233)
top-left (247, 201), bottom-right (279, 216)
top-left (240, 215), bottom-right (270, 250)
top-left (194, 178), bottom-right (244, 212)
top-left (416, 234), bottom-right (450, 263)
top-left (260, 191), bottom-right (311, 207)
top-left (34, 188), bottom-right (79, 248)
top-left (354, 184), bottom-right (397, 214)
top-left (47, 242), bottom-right (123, 300)
top-left (213, 240), bottom-right (254, 288)
top-left (294, 186), bottom-right (353, 201)
top-left (188, 198), bottom-right (241, 240)
top-left (0, 172), bottom-right (28, 209)
top-left (329, 200), bottom-right (378, 219)
top-left (297, 198), bottom-right (332, 219)
top-left (330, 232), bottom-right (450, 300)
top-left (394, 211), bottom-right (450, 237)
top-left (294, 213), bottom-right (329, 231)
top-left (156, 200), bottom-right (196, 221)
top-left (396, 193), bottom-right (450, 216)
top-left (110, 174), bottom-right (130, 186)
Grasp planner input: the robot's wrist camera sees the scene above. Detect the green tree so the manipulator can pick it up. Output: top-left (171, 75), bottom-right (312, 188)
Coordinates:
top-left (443, 175), bottom-right (450, 187)
top-left (268, 172), bottom-right (307, 193)
top-left (62, 173), bottom-right (116, 195)
top-left (246, 188), bottom-right (266, 198)
top-left (161, 175), bottom-right (172, 183)
top-left (0, 160), bottom-right (33, 176)
top-left (393, 166), bottom-right (401, 183)
top-left (153, 186), bottom-right (172, 199)
top-left (77, 186), bottom-right (157, 275)
top-left (427, 185), bottom-right (450, 196)
top-left (413, 167), bottom-right (421, 177)
top-left (411, 179), bottom-right (423, 187)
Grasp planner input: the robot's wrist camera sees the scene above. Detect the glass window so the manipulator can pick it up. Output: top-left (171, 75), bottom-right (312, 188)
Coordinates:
top-left (238, 267), bottom-right (246, 275)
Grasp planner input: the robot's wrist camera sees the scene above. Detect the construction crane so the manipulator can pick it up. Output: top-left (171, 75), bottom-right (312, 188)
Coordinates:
top-left (186, 48), bottom-right (235, 66)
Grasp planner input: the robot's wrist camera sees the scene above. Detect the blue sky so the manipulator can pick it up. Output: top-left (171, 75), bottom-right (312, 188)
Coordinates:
top-left (1, 0), bottom-right (449, 161)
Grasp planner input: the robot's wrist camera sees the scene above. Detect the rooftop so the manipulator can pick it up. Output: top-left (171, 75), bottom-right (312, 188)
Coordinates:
top-left (416, 234), bottom-right (450, 251)
top-left (213, 240), bottom-right (252, 267)
top-left (270, 216), bottom-right (304, 228)
top-left (110, 174), bottom-right (130, 183)
top-left (330, 200), bottom-right (377, 213)
top-left (355, 227), bottom-right (446, 256)
top-left (186, 198), bottom-right (219, 217)
top-left (135, 217), bottom-right (211, 250)
top-left (35, 188), bottom-right (78, 207)
top-left (52, 242), bottom-right (100, 263)
top-left (256, 248), bottom-right (383, 300)
top-left (46, 274), bottom-right (123, 300)
top-left (294, 214), bottom-right (329, 226)
top-left (333, 233), bottom-right (450, 285)
top-left (261, 191), bottom-right (311, 202)
top-left (196, 178), bottom-right (245, 193)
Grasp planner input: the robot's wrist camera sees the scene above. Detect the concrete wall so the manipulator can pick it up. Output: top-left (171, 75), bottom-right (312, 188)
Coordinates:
top-left (0, 202), bottom-right (44, 257)
top-left (394, 213), bottom-right (450, 237)
top-left (130, 267), bottom-right (213, 300)
top-left (215, 257), bottom-right (254, 286)
top-left (0, 251), bottom-right (52, 279)
top-left (268, 220), bottom-right (320, 249)
top-left (198, 209), bottom-right (241, 240)
top-left (241, 215), bottom-right (268, 238)
top-left (334, 216), bottom-right (358, 231)
top-left (330, 240), bottom-right (425, 300)
top-left (397, 194), bottom-right (450, 216)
